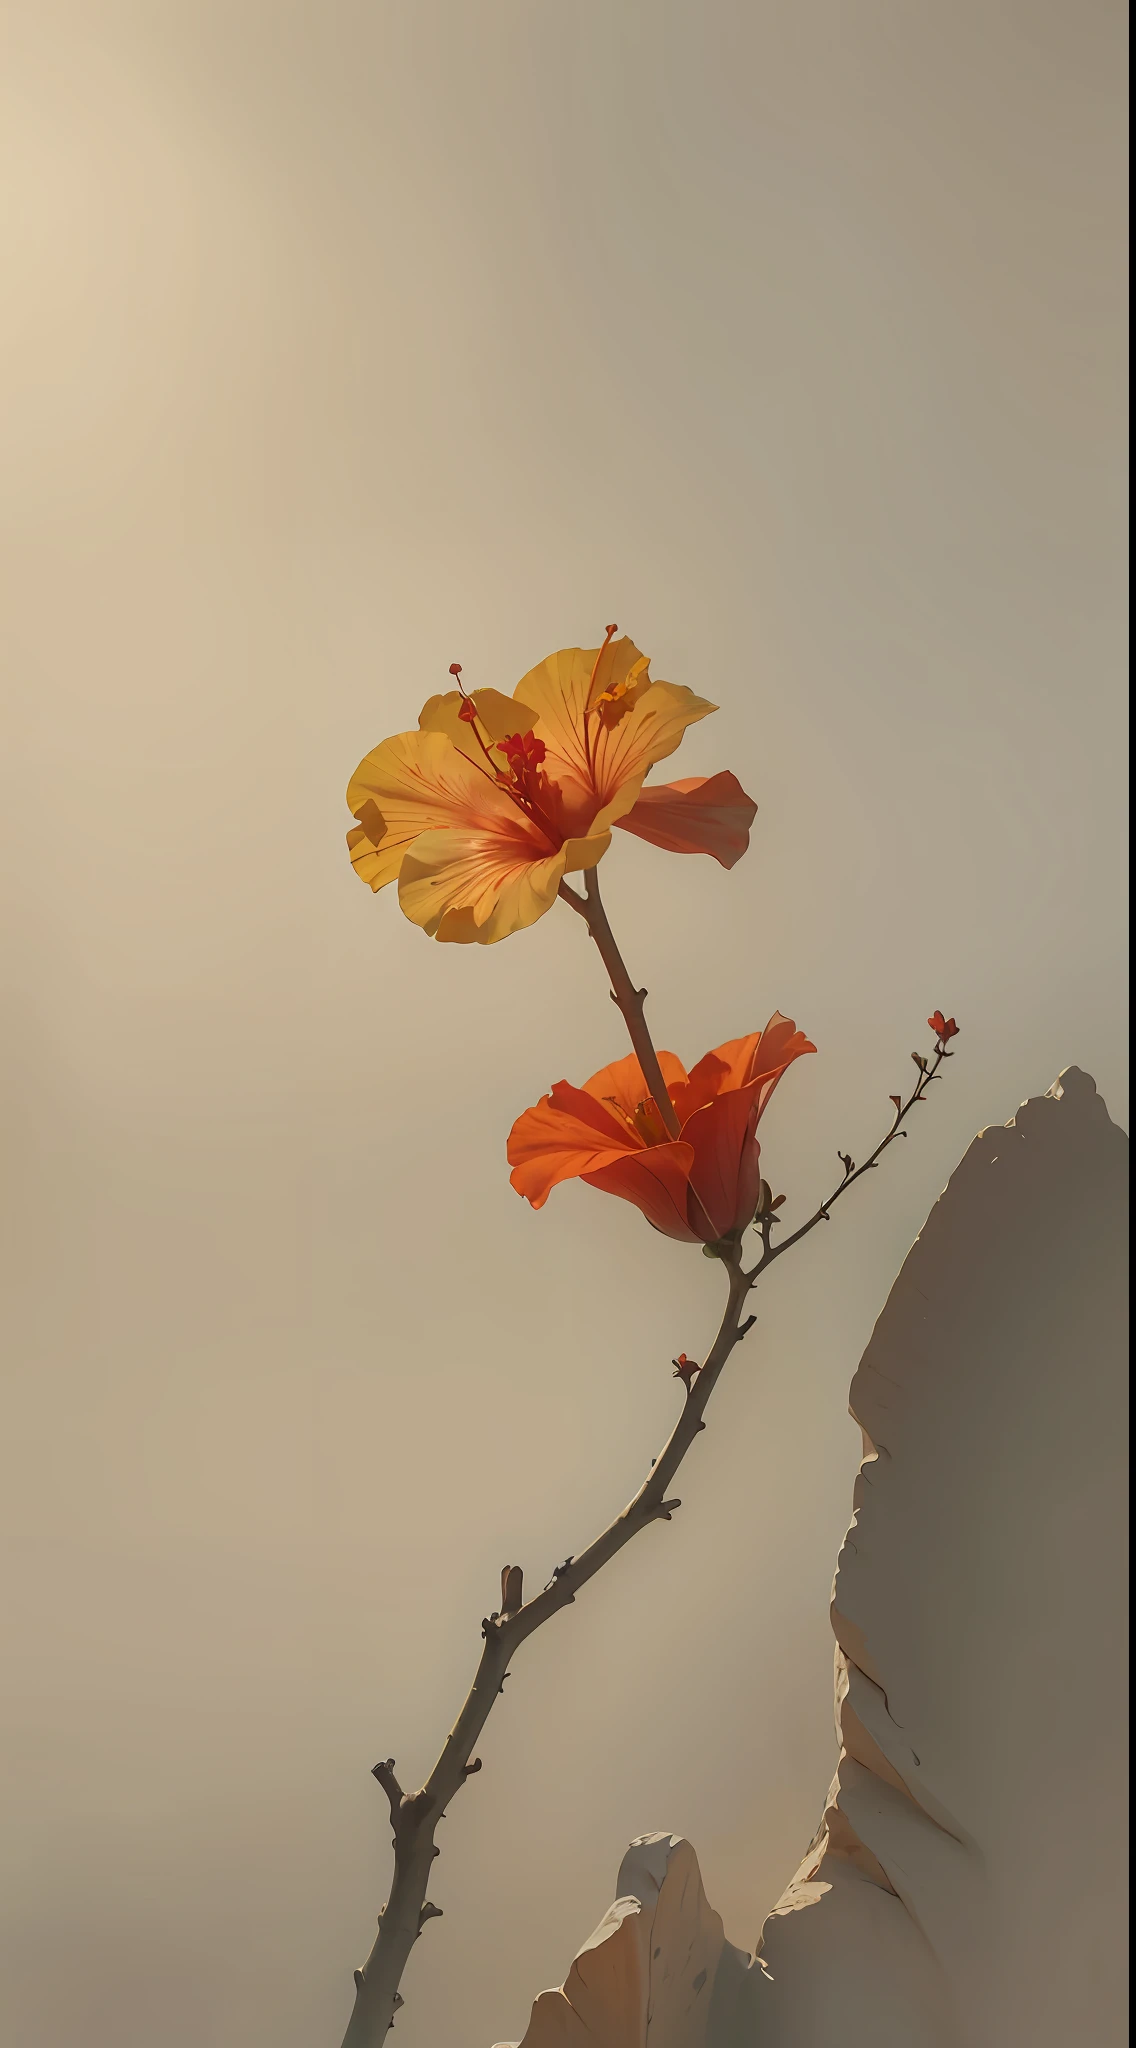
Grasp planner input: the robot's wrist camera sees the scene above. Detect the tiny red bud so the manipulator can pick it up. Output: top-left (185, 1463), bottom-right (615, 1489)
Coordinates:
top-left (928, 1010), bottom-right (960, 1041)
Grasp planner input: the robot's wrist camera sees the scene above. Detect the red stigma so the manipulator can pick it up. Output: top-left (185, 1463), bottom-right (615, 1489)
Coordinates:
top-left (449, 663), bottom-right (462, 676)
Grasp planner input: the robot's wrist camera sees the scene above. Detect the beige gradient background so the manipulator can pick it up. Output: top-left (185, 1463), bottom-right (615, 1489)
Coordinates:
top-left (0, 5), bottom-right (1127, 2046)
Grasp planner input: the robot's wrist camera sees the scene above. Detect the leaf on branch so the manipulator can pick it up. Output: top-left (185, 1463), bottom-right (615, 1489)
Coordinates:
top-left (890, 1094), bottom-right (902, 1111)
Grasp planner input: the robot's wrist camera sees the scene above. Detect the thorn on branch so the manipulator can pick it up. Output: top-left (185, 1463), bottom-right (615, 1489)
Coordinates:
top-left (354, 1970), bottom-right (365, 1989)
top-left (463, 1757), bottom-right (483, 1778)
top-left (737, 1315), bottom-right (756, 1340)
top-left (838, 1151), bottom-right (854, 1177)
top-left (419, 1902), bottom-right (443, 1929)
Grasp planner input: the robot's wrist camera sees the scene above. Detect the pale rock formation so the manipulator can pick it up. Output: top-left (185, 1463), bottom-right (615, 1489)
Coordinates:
top-left (492, 1832), bottom-right (748, 2047)
top-left (493, 1070), bottom-right (1129, 2047)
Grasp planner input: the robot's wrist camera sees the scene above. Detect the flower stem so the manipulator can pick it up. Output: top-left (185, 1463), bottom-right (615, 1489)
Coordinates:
top-left (557, 869), bottom-right (682, 1139)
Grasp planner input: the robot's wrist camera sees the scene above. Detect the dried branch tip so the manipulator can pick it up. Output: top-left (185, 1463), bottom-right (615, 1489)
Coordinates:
top-left (500, 1564), bottom-right (524, 1616)
top-left (371, 1758), bottom-right (404, 1819)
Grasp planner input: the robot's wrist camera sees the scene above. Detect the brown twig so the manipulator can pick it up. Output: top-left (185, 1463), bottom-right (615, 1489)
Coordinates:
top-left (339, 977), bottom-right (958, 2040)
top-left (340, 1254), bottom-right (753, 2044)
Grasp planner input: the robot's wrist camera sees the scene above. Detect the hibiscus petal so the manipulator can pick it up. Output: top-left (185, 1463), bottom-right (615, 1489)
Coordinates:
top-left (613, 771), bottom-right (757, 869)
top-left (678, 1013), bottom-right (816, 1121)
top-left (681, 1085), bottom-right (764, 1240)
top-left (581, 1049), bottom-right (690, 1126)
top-left (561, 830), bottom-right (613, 874)
top-left (589, 681), bottom-right (718, 829)
top-left (347, 821), bottom-right (398, 892)
top-left (346, 729), bottom-right (528, 893)
top-left (398, 823), bottom-right (567, 942)
top-left (582, 1143), bottom-right (701, 1243)
top-left (507, 1083), bottom-right (634, 1208)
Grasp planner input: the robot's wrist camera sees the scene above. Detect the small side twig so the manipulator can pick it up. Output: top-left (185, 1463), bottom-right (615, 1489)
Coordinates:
top-left (745, 1030), bottom-right (953, 1282)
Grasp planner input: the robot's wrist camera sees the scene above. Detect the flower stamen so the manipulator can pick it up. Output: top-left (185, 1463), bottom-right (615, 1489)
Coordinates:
top-left (494, 731), bottom-right (562, 846)
top-left (602, 1092), bottom-right (671, 1147)
top-left (583, 623), bottom-right (619, 775)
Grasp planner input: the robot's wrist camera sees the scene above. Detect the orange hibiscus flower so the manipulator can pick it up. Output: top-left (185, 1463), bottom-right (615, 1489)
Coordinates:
top-left (346, 629), bottom-right (757, 944)
top-left (507, 1014), bottom-right (815, 1244)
